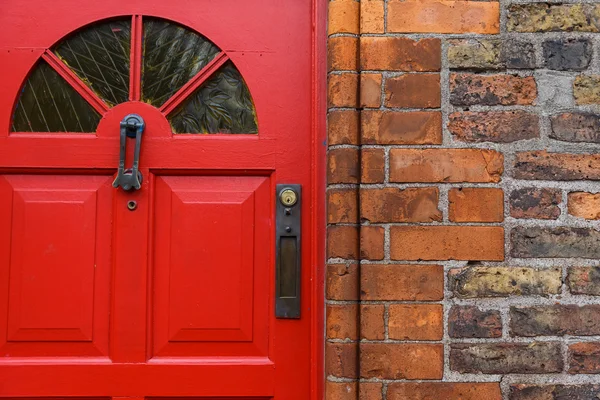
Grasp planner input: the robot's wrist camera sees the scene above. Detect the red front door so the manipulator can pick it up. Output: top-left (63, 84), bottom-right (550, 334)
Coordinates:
top-left (0, 1), bottom-right (323, 398)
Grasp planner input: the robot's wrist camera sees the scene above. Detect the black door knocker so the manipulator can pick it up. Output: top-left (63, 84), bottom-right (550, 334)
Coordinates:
top-left (113, 114), bottom-right (145, 191)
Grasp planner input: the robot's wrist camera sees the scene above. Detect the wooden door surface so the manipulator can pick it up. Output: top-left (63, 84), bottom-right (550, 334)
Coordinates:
top-left (0, 1), bottom-right (325, 398)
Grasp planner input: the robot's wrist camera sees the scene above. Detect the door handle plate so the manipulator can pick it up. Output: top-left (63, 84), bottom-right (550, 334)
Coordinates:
top-left (275, 184), bottom-right (301, 319)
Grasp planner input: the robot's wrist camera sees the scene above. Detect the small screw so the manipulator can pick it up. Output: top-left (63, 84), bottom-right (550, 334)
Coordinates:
top-left (284, 208), bottom-right (292, 215)
top-left (285, 226), bottom-right (292, 233)
top-left (127, 200), bottom-right (137, 211)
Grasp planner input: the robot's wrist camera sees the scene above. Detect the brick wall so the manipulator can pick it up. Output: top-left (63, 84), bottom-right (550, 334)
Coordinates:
top-left (326, 0), bottom-right (600, 399)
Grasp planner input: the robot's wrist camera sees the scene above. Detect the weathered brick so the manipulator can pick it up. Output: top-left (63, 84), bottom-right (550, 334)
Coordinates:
top-left (327, 304), bottom-right (358, 340)
top-left (391, 226), bottom-right (505, 261)
top-left (388, 0), bottom-right (500, 34)
top-left (361, 343), bottom-right (443, 379)
top-left (514, 151), bottom-right (600, 180)
top-left (449, 111), bottom-right (539, 143)
top-left (574, 75), bottom-right (600, 104)
top-left (449, 306), bottom-right (502, 338)
top-left (328, 36), bottom-right (358, 72)
top-left (361, 148), bottom-right (385, 184)
top-left (328, 0), bottom-right (359, 35)
top-left (360, 37), bottom-right (441, 71)
top-left (385, 74), bottom-right (441, 108)
top-left (327, 225), bottom-right (359, 259)
top-left (360, 73), bottom-right (382, 108)
top-left (327, 263), bottom-right (359, 300)
top-left (448, 187), bottom-right (504, 222)
top-left (502, 40), bottom-right (537, 69)
top-left (543, 38), bottom-right (592, 71)
top-left (361, 264), bottom-right (444, 301)
top-left (450, 73), bottom-right (537, 106)
top-left (388, 304), bottom-right (443, 341)
top-left (450, 266), bottom-right (562, 298)
top-left (507, 3), bottom-right (600, 32)
top-left (390, 149), bottom-right (504, 183)
top-left (327, 188), bottom-right (357, 224)
top-left (448, 39), bottom-right (501, 70)
top-left (360, 383), bottom-right (384, 400)
top-left (328, 73), bottom-right (358, 108)
top-left (362, 111), bottom-right (442, 145)
top-left (551, 112), bottom-right (600, 143)
top-left (328, 148), bottom-right (359, 184)
top-left (568, 192), bottom-right (600, 220)
top-left (360, 0), bottom-right (384, 34)
top-left (361, 304), bottom-right (385, 340)
top-left (511, 305), bottom-right (600, 336)
top-left (360, 188), bottom-right (441, 223)
top-left (326, 342), bottom-right (357, 378)
top-left (569, 342), bottom-right (600, 374)
top-left (360, 225), bottom-right (384, 260)
top-left (451, 342), bottom-right (563, 374)
top-left (325, 381), bottom-right (357, 400)
top-left (511, 226), bottom-right (600, 259)
top-left (568, 266), bottom-right (600, 296)
top-left (388, 383), bottom-right (502, 400)
top-left (509, 188), bottom-right (561, 220)
top-left (510, 384), bottom-right (600, 400)
top-left (328, 110), bottom-right (359, 145)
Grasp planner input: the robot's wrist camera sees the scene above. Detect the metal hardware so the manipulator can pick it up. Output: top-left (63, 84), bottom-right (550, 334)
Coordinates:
top-left (275, 184), bottom-right (301, 319)
top-left (113, 114), bottom-right (145, 191)
top-left (127, 200), bottom-right (137, 211)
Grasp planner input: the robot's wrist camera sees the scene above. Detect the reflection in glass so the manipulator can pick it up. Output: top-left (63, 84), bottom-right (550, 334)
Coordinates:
top-left (54, 19), bottom-right (131, 106)
top-left (168, 62), bottom-right (258, 134)
top-left (142, 18), bottom-right (220, 107)
top-left (12, 61), bottom-right (101, 132)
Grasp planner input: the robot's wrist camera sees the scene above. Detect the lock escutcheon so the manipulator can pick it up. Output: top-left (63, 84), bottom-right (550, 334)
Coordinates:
top-left (279, 188), bottom-right (298, 207)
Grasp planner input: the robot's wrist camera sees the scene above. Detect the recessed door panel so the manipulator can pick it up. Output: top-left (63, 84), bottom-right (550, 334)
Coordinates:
top-left (0, 175), bottom-right (112, 357)
top-left (152, 175), bottom-right (270, 358)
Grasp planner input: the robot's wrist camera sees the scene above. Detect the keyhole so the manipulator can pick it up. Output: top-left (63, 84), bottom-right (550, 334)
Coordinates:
top-left (127, 200), bottom-right (137, 211)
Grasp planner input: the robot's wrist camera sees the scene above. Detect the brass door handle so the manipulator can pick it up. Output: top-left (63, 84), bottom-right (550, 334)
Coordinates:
top-left (113, 114), bottom-right (145, 191)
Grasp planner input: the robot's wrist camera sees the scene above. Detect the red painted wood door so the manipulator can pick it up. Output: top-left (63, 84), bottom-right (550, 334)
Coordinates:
top-left (0, 1), bottom-right (323, 398)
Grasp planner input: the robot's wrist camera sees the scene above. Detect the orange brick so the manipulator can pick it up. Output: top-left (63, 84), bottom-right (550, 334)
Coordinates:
top-left (390, 226), bottom-right (505, 261)
top-left (328, 36), bottom-right (358, 72)
top-left (361, 304), bottom-right (385, 340)
top-left (327, 304), bottom-right (358, 340)
top-left (362, 111), bottom-right (442, 145)
top-left (385, 74), bottom-right (440, 108)
top-left (361, 148), bottom-right (385, 183)
top-left (325, 381), bottom-right (357, 400)
top-left (568, 192), bottom-right (600, 220)
top-left (361, 264), bottom-right (444, 301)
top-left (326, 342), bottom-right (358, 378)
top-left (327, 263), bottom-right (359, 300)
top-left (388, 0), bottom-right (500, 34)
top-left (360, 225), bottom-right (385, 260)
top-left (328, 188), bottom-right (358, 224)
top-left (388, 383), bottom-right (502, 400)
top-left (360, 383), bottom-right (384, 400)
top-left (328, 147), bottom-right (359, 184)
top-left (388, 304), bottom-right (443, 340)
top-left (389, 149), bottom-right (504, 183)
top-left (448, 188), bottom-right (504, 222)
top-left (360, 0), bottom-right (384, 33)
top-left (360, 73), bottom-right (382, 108)
top-left (360, 343), bottom-right (443, 379)
top-left (360, 37), bottom-right (441, 71)
top-left (328, 225), bottom-right (359, 259)
top-left (328, 73), bottom-right (359, 108)
top-left (328, 110), bottom-right (359, 145)
top-left (328, 0), bottom-right (360, 35)
top-left (360, 187), bottom-right (441, 223)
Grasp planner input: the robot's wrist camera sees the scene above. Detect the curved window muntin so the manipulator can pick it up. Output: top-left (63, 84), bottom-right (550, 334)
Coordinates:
top-left (11, 15), bottom-right (258, 135)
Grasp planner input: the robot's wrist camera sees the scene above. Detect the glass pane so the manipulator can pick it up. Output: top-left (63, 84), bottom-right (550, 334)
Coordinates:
top-left (168, 62), bottom-right (258, 134)
top-left (54, 18), bottom-right (131, 106)
top-left (11, 61), bottom-right (101, 132)
top-left (142, 18), bottom-right (220, 107)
